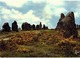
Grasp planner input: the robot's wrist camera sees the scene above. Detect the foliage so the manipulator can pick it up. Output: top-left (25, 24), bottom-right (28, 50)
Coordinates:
top-left (0, 30), bottom-right (80, 57)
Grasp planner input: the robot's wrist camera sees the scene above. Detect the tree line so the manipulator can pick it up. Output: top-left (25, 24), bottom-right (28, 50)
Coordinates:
top-left (1, 21), bottom-right (48, 32)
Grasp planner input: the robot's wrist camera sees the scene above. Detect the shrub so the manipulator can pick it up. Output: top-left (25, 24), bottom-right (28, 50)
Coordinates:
top-left (0, 39), bottom-right (7, 50)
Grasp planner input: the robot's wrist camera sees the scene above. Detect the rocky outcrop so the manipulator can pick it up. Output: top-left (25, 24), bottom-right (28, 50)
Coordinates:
top-left (56, 12), bottom-right (78, 38)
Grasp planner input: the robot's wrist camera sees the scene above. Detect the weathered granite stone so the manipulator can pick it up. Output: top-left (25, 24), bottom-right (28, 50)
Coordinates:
top-left (56, 12), bottom-right (78, 38)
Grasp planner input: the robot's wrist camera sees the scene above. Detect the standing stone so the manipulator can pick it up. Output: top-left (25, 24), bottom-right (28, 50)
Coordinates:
top-left (31, 24), bottom-right (35, 30)
top-left (22, 22), bottom-right (31, 31)
top-left (2, 22), bottom-right (11, 32)
top-left (76, 25), bottom-right (80, 29)
top-left (43, 24), bottom-right (48, 30)
top-left (56, 13), bottom-right (65, 29)
top-left (39, 22), bottom-right (42, 29)
top-left (12, 21), bottom-right (18, 32)
top-left (56, 12), bottom-right (78, 38)
top-left (36, 25), bottom-right (39, 30)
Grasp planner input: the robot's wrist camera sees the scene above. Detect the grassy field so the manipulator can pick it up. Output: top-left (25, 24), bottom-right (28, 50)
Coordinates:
top-left (0, 30), bottom-right (80, 57)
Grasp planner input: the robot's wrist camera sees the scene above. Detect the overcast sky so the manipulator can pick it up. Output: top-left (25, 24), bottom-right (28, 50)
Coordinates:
top-left (0, 0), bottom-right (80, 29)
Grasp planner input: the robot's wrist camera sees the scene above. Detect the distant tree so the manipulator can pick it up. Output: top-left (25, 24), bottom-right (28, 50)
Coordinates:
top-left (12, 21), bottom-right (18, 32)
top-left (39, 22), bottom-right (42, 29)
top-left (31, 24), bottom-right (35, 30)
top-left (22, 22), bottom-right (31, 30)
top-left (2, 22), bottom-right (11, 32)
top-left (36, 25), bottom-right (39, 30)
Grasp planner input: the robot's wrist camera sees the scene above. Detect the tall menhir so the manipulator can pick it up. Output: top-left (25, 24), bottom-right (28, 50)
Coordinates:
top-left (56, 12), bottom-right (78, 38)
top-left (12, 21), bottom-right (18, 32)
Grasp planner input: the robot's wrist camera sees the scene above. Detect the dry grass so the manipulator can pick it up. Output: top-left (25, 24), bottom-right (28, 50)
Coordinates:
top-left (0, 30), bottom-right (80, 57)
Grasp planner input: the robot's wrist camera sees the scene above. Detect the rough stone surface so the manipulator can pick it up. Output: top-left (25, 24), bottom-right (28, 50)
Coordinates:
top-left (56, 13), bottom-right (65, 29)
top-left (2, 22), bottom-right (11, 32)
top-left (12, 21), bottom-right (18, 32)
top-left (43, 24), bottom-right (48, 30)
top-left (56, 12), bottom-right (78, 38)
top-left (31, 24), bottom-right (35, 30)
top-left (22, 22), bottom-right (31, 30)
